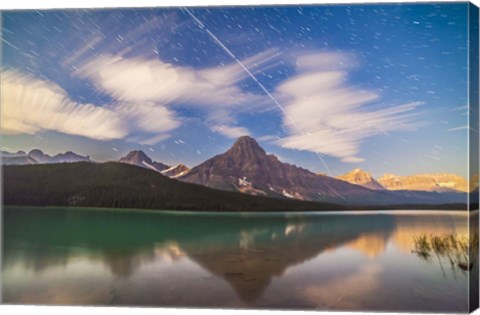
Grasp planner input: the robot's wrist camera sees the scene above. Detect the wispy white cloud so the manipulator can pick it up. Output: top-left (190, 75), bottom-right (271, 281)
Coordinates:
top-left (4, 47), bottom-right (282, 145)
top-left (341, 156), bottom-right (366, 163)
top-left (74, 49), bottom-right (281, 138)
top-left (1, 69), bottom-right (179, 144)
top-left (273, 51), bottom-right (424, 163)
top-left (1, 69), bottom-right (126, 140)
top-left (74, 50), bottom-right (278, 107)
top-left (127, 133), bottom-right (172, 146)
top-left (447, 125), bottom-right (468, 132)
top-left (294, 51), bottom-right (358, 71)
top-left (5, 47), bottom-right (424, 158)
top-left (61, 32), bottom-right (104, 67)
top-left (257, 135), bottom-right (280, 142)
top-left (113, 102), bottom-right (180, 134)
top-left (62, 13), bottom-right (184, 68)
top-left (211, 125), bottom-right (250, 139)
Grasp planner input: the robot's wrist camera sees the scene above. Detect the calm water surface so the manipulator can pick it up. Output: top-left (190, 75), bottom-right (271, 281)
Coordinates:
top-left (2, 207), bottom-right (474, 312)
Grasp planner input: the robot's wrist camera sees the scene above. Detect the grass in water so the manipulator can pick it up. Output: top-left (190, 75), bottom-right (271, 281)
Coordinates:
top-left (412, 233), bottom-right (478, 271)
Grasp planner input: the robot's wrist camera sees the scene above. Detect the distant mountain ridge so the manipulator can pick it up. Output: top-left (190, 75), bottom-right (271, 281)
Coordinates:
top-left (3, 163), bottom-right (466, 211)
top-left (378, 173), bottom-right (468, 193)
top-left (118, 150), bottom-right (169, 172)
top-left (28, 149), bottom-right (52, 163)
top-left (335, 169), bottom-right (469, 194)
top-left (1, 149), bottom-right (91, 165)
top-left (337, 168), bottom-right (385, 190)
top-left (118, 150), bottom-right (191, 178)
top-left (1, 148), bottom-right (191, 178)
top-left (2, 138), bottom-right (469, 206)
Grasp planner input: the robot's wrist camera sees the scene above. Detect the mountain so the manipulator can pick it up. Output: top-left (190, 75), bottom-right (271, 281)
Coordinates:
top-left (28, 149), bottom-right (52, 163)
top-left (379, 173), bottom-right (468, 193)
top-left (180, 136), bottom-right (401, 205)
top-left (1, 149), bottom-right (91, 165)
top-left (118, 150), bottom-right (169, 172)
top-left (1, 150), bottom-right (27, 157)
top-left (161, 164), bottom-right (190, 178)
top-left (2, 141), bottom-right (468, 207)
top-left (180, 136), bottom-right (467, 206)
top-left (337, 168), bottom-right (385, 190)
top-left (3, 162), bottom-right (466, 211)
top-left (1, 151), bottom-right (38, 165)
top-left (50, 151), bottom-right (91, 163)
top-left (3, 162), bottom-right (349, 212)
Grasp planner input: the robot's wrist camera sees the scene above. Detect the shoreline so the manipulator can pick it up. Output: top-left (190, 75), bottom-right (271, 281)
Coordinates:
top-left (3, 205), bottom-right (474, 217)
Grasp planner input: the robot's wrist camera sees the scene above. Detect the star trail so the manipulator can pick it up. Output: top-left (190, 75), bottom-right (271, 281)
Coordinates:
top-left (0, 3), bottom-right (470, 177)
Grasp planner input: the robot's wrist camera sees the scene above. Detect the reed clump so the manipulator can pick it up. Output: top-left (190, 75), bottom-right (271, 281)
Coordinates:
top-left (412, 233), bottom-right (478, 271)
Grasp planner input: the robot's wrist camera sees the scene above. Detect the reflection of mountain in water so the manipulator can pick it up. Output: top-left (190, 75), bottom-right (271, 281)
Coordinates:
top-left (3, 207), bottom-right (467, 303)
top-left (180, 216), bottom-right (396, 302)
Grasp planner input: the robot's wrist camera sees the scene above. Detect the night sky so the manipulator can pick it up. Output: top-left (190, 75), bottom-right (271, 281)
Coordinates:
top-left (1, 3), bottom-right (470, 177)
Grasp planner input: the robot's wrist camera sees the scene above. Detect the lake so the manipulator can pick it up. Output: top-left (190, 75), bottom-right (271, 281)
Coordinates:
top-left (2, 207), bottom-right (476, 312)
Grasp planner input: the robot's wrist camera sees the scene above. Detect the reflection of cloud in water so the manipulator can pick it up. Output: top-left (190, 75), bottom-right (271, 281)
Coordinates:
top-left (302, 264), bottom-right (382, 309)
top-left (391, 214), bottom-right (468, 253)
top-left (154, 242), bottom-right (185, 262)
top-left (285, 223), bottom-right (306, 236)
top-left (101, 242), bottom-right (188, 277)
top-left (345, 213), bottom-right (468, 258)
top-left (4, 259), bottom-right (113, 305)
top-left (238, 228), bottom-right (269, 250)
top-left (346, 232), bottom-right (389, 258)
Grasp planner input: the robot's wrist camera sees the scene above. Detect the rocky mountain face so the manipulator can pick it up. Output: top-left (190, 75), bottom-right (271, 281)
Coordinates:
top-left (28, 149), bottom-right (52, 163)
top-left (1, 149), bottom-right (90, 165)
top-left (118, 151), bottom-right (191, 178)
top-left (161, 164), bottom-right (190, 178)
top-left (118, 150), bottom-right (169, 172)
top-left (337, 168), bottom-right (385, 190)
top-left (180, 136), bottom-right (395, 205)
top-left (50, 151), bottom-right (91, 163)
top-left (378, 173), bottom-right (468, 193)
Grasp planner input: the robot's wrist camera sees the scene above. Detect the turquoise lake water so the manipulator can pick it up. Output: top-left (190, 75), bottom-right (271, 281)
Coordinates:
top-left (2, 206), bottom-right (475, 312)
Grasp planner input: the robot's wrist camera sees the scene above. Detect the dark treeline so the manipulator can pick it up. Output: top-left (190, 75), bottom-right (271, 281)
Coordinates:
top-left (3, 162), bottom-right (467, 212)
top-left (3, 162), bottom-right (346, 212)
